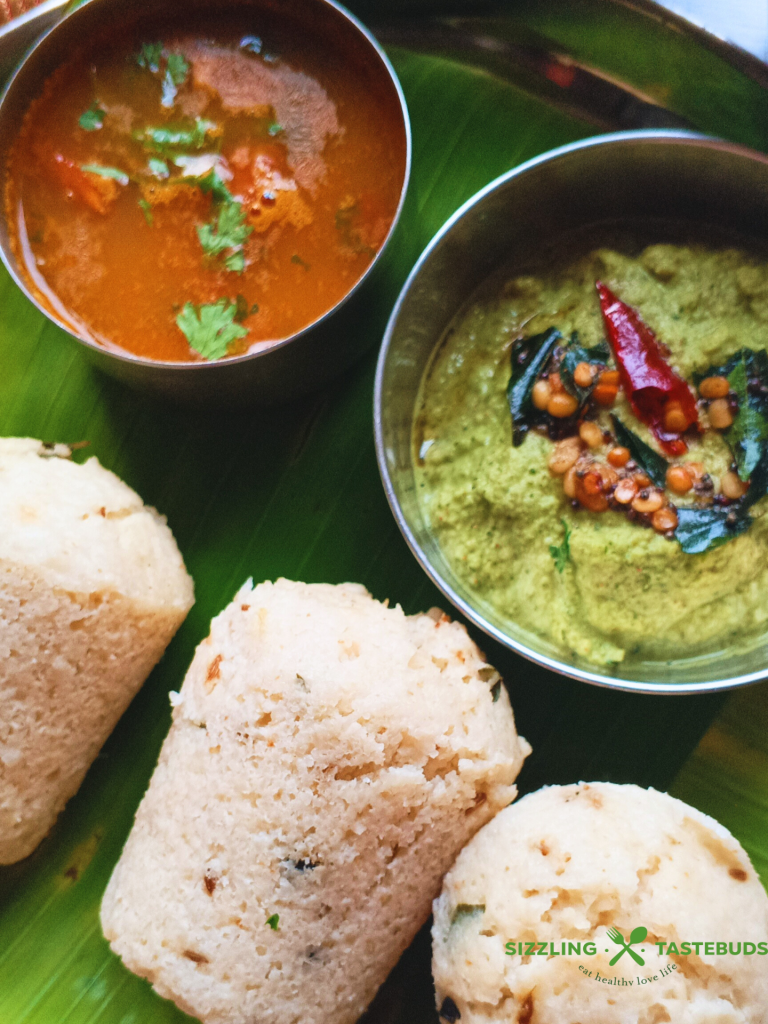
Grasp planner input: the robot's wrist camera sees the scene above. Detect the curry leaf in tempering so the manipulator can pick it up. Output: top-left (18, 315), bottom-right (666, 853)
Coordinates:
top-left (742, 448), bottom-right (768, 509)
top-left (136, 41), bottom-right (163, 73)
top-left (675, 506), bottom-right (751, 554)
top-left (81, 164), bottom-right (130, 186)
top-left (677, 348), bottom-right (768, 554)
top-left (176, 300), bottom-right (248, 361)
top-left (507, 328), bottom-right (561, 446)
top-left (727, 350), bottom-right (768, 481)
top-left (549, 519), bottom-right (571, 573)
top-left (696, 348), bottom-right (768, 481)
top-left (692, 349), bottom-right (747, 387)
top-left (726, 355), bottom-right (768, 480)
top-left (610, 415), bottom-right (669, 488)
top-left (559, 333), bottom-right (609, 403)
top-left (675, 450), bottom-right (768, 554)
top-left (78, 104), bottom-right (105, 131)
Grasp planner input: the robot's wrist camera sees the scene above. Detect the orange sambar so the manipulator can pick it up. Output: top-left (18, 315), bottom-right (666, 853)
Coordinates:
top-left (5, 13), bottom-right (406, 362)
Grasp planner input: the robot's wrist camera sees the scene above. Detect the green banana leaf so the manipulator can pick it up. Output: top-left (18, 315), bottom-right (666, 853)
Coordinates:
top-left (1, 3), bottom-right (767, 1022)
top-left (671, 682), bottom-right (768, 889)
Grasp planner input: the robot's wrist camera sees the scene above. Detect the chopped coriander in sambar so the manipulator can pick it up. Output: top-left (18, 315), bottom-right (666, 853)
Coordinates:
top-left (5, 16), bottom-right (406, 362)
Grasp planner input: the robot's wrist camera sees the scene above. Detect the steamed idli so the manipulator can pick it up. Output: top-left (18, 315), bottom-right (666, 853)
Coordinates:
top-left (101, 578), bottom-right (530, 1024)
top-left (432, 781), bottom-right (768, 1024)
top-left (0, 438), bottom-right (194, 863)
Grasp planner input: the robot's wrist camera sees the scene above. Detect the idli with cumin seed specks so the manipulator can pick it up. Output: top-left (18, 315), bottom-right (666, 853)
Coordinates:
top-left (101, 577), bottom-right (530, 1024)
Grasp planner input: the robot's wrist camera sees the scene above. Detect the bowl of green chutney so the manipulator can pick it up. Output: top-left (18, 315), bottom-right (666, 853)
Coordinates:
top-left (375, 129), bottom-right (768, 695)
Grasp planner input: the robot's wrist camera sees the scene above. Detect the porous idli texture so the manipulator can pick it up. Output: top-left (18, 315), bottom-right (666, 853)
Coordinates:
top-left (433, 782), bottom-right (768, 1024)
top-left (101, 578), bottom-right (530, 1024)
top-left (0, 438), bottom-right (194, 864)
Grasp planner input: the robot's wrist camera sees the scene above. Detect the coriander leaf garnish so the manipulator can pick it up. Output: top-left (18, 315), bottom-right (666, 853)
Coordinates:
top-left (241, 35), bottom-right (263, 54)
top-left (559, 334), bottom-right (609, 403)
top-left (138, 198), bottom-right (153, 225)
top-left (507, 328), bottom-right (561, 446)
top-left (224, 250), bottom-right (246, 274)
top-left (79, 103), bottom-right (105, 131)
top-left (166, 52), bottom-right (189, 83)
top-left (195, 168), bottom-right (234, 203)
top-left (197, 201), bottom-right (251, 253)
top-left (148, 158), bottom-right (170, 179)
top-left (161, 52), bottom-right (190, 108)
top-left (136, 41), bottom-right (163, 73)
top-left (291, 254), bottom-right (310, 270)
top-left (268, 122), bottom-right (283, 136)
top-left (135, 119), bottom-right (217, 155)
top-left (549, 519), bottom-right (571, 573)
top-left (266, 913), bottom-right (279, 931)
top-left (81, 164), bottom-right (130, 186)
top-left (611, 415), bottom-right (669, 488)
top-left (197, 199), bottom-right (252, 273)
top-left (136, 42), bottom-right (190, 107)
top-left (176, 300), bottom-right (248, 361)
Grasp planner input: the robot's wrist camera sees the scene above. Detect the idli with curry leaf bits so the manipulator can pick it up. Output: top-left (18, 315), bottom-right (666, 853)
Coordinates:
top-left (432, 782), bottom-right (768, 1024)
top-left (101, 578), bottom-right (530, 1024)
top-left (0, 438), bottom-right (194, 864)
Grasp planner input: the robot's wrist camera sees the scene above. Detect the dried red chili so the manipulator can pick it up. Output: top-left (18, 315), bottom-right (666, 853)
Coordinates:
top-left (596, 281), bottom-right (698, 455)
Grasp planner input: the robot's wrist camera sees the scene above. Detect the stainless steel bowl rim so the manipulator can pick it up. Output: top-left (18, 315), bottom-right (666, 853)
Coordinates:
top-left (0, 0), bottom-right (412, 374)
top-left (374, 128), bottom-right (768, 696)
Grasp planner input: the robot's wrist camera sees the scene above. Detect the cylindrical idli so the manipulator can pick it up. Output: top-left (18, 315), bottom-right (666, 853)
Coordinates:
top-left (0, 438), bottom-right (194, 864)
top-left (432, 781), bottom-right (768, 1024)
top-left (101, 578), bottom-right (530, 1024)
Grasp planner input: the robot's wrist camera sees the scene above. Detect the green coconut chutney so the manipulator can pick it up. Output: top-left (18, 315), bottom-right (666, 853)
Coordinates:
top-left (415, 244), bottom-right (768, 666)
